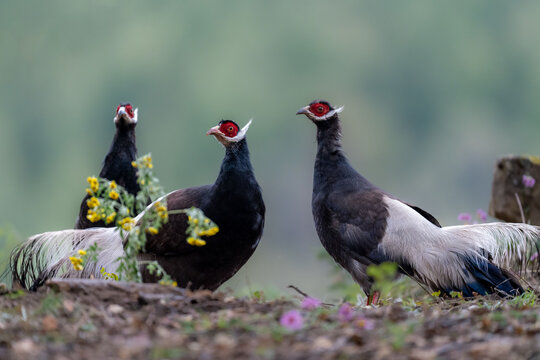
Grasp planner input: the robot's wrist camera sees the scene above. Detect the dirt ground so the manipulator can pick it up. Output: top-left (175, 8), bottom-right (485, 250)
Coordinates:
top-left (1, 280), bottom-right (540, 360)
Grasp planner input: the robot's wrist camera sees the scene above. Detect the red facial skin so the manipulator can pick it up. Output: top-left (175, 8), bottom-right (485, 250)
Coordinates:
top-left (116, 104), bottom-right (135, 118)
top-left (309, 102), bottom-right (330, 117)
top-left (219, 121), bottom-right (239, 138)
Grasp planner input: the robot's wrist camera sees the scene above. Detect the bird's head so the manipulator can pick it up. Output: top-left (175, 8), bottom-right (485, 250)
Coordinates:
top-left (114, 103), bottom-right (138, 127)
top-left (206, 119), bottom-right (252, 146)
top-left (296, 100), bottom-right (343, 122)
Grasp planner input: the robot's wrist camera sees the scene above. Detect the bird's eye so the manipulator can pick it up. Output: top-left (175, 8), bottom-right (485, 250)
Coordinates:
top-left (317, 106), bottom-right (324, 113)
top-left (228, 126), bottom-right (234, 132)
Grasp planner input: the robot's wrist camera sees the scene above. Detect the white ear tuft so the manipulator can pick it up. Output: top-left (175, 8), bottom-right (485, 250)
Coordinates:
top-left (132, 108), bottom-right (139, 123)
top-left (241, 119), bottom-right (253, 134)
top-left (335, 106), bottom-right (344, 114)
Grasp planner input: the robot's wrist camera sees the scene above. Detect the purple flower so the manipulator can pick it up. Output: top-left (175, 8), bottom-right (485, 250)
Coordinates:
top-left (523, 175), bottom-right (536, 188)
top-left (337, 303), bottom-right (355, 322)
top-left (457, 213), bottom-right (472, 222)
top-left (531, 252), bottom-right (539, 261)
top-left (356, 316), bottom-right (375, 330)
top-left (476, 209), bottom-right (487, 222)
top-left (301, 297), bottom-right (322, 310)
top-left (280, 310), bottom-right (303, 330)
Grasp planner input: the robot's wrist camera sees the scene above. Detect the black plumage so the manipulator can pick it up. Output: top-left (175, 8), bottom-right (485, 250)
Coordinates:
top-left (297, 100), bottom-right (540, 302)
top-left (75, 103), bottom-right (140, 229)
top-left (140, 120), bottom-right (265, 289)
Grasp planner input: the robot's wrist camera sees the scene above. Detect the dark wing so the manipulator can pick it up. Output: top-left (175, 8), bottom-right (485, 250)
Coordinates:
top-left (324, 189), bottom-right (389, 263)
top-left (143, 185), bottom-right (212, 255)
top-left (402, 203), bottom-right (442, 228)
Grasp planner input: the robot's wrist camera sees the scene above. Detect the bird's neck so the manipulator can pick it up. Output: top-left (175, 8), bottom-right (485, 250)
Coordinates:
top-left (213, 139), bottom-right (256, 193)
top-left (313, 117), bottom-right (371, 191)
top-left (99, 125), bottom-right (139, 194)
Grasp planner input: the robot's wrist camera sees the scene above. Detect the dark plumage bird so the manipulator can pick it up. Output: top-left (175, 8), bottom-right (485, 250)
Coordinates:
top-left (75, 103), bottom-right (140, 229)
top-left (297, 100), bottom-right (540, 303)
top-left (11, 120), bottom-right (265, 291)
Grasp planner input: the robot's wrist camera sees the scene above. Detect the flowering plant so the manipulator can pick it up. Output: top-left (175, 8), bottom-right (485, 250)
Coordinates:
top-left (73, 153), bottom-right (219, 284)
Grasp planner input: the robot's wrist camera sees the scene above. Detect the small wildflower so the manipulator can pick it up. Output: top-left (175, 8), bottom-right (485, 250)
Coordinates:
top-left (187, 237), bottom-right (197, 246)
top-left (86, 209), bottom-right (101, 223)
top-left (78, 250), bottom-right (87, 256)
top-left (131, 161), bottom-right (138, 168)
top-left (301, 297), bottom-right (322, 310)
top-left (197, 227), bottom-right (219, 237)
top-left (69, 256), bottom-right (84, 271)
top-left (147, 227), bottom-right (159, 235)
top-left (109, 180), bottom-right (117, 189)
top-left (119, 217), bottom-right (134, 231)
top-left (338, 303), bottom-right (355, 322)
top-left (531, 252), bottom-right (539, 261)
top-left (109, 190), bottom-right (119, 200)
top-left (280, 310), bottom-right (303, 331)
top-left (476, 209), bottom-right (487, 222)
top-left (105, 212), bottom-right (117, 224)
top-left (523, 174), bottom-right (536, 188)
top-left (86, 197), bottom-right (100, 209)
top-left (457, 213), bottom-right (472, 223)
top-left (87, 176), bottom-right (99, 193)
top-left (195, 239), bottom-right (206, 246)
top-left (355, 316), bottom-right (375, 330)
top-left (85, 188), bottom-right (93, 195)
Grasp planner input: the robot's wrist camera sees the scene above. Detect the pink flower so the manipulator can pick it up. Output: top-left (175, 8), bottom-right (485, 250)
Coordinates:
top-left (280, 310), bottom-right (303, 330)
top-left (301, 297), bottom-right (322, 310)
top-left (457, 213), bottom-right (472, 223)
top-left (476, 209), bottom-right (487, 222)
top-left (523, 175), bottom-right (536, 188)
top-left (337, 303), bottom-right (355, 322)
top-left (356, 316), bottom-right (375, 330)
top-left (531, 252), bottom-right (539, 261)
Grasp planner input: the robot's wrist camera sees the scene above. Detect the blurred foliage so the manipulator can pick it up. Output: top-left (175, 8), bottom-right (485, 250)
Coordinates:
top-left (2, 1), bottom-right (540, 296)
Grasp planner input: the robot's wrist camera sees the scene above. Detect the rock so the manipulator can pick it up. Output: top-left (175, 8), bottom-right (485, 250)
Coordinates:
top-left (489, 155), bottom-right (540, 224)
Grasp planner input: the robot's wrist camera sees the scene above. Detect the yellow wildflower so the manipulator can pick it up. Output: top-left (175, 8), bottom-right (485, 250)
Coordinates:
top-left (131, 161), bottom-right (138, 168)
top-left (86, 210), bottom-right (101, 223)
top-left (198, 227), bottom-right (219, 237)
top-left (159, 212), bottom-right (168, 220)
top-left (147, 227), bottom-right (159, 235)
top-left (105, 212), bottom-right (116, 224)
top-left (193, 218), bottom-right (199, 225)
top-left (195, 239), bottom-right (206, 246)
top-left (69, 256), bottom-right (84, 271)
top-left (109, 180), bottom-right (117, 189)
top-left (86, 197), bottom-right (100, 209)
top-left (86, 188), bottom-right (93, 195)
top-left (204, 218), bottom-right (210, 224)
top-left (140, 179), bottom-right (145, 185)
top-left (87, 176), bottom-right (99, 193)
top-left (119, 217), bottom-right (134, 231)
top-left (109, 190), bottom-right (119, 200)
top-left (187, 237), bottom-right (197, 246)
top-left (78, 250), bottom-right (87, 256)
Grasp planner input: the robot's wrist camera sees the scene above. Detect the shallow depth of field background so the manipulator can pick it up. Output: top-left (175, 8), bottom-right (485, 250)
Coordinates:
top-left (1, 1), bottom-right (540, 298)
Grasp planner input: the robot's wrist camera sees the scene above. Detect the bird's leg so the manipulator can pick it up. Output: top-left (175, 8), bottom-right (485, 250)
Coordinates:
top-left (367, 291), bottom-right (380, 306)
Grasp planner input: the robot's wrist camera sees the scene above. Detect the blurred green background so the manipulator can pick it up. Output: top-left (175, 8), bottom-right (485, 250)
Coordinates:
top-left (1, 1), bottom-right (540, 298)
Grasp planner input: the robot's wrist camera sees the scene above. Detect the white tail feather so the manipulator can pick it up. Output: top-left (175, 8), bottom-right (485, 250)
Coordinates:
top-left (10, 193), bottom-right (176, 289)
top-left (381, 197), bottom-right (540, 291)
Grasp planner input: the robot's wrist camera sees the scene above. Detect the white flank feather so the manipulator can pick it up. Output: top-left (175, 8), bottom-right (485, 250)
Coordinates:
top-left (380, 197), bottom-right (540, 291)
top-left (11, 193), bottom-right (176, 289)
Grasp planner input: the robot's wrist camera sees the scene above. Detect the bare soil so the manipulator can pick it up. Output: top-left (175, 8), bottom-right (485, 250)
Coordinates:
top-left (1, 280), bottom-right (540, 360)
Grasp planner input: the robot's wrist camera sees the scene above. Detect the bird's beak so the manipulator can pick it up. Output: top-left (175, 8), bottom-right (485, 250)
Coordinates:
top-left (296, 106), bottom-right (309, 116)
top-left (117, 107), bottom-right (127, 117)
top-left (206, 125), bottom-right (222, 136)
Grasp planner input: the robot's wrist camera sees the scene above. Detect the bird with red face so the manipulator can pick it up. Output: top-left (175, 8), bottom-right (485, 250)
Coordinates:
top-left (298, 99), bottom-right (540, 303)
top-left (11, 120), bottom-right (265, 292)
top-left (75, 103), bottom-right (140, 229)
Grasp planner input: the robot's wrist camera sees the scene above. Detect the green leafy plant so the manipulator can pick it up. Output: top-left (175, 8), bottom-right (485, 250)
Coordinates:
top-left (72, 153), bottom-right (219, 284)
